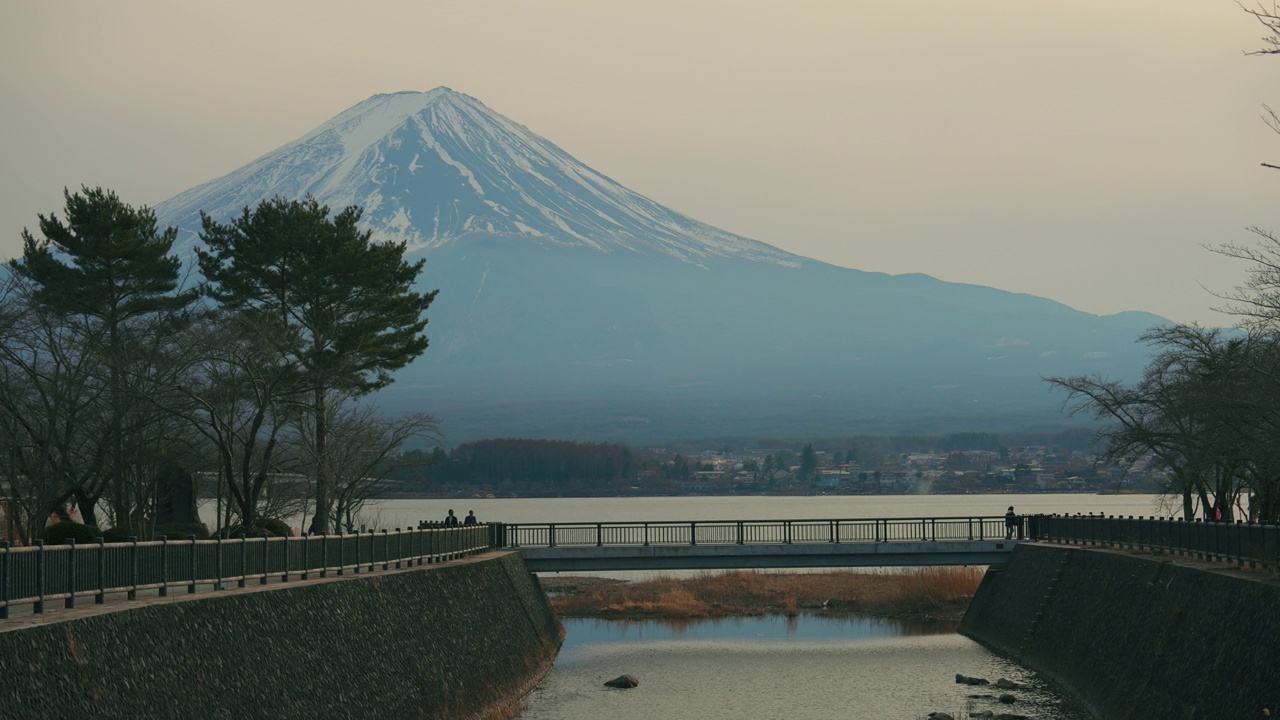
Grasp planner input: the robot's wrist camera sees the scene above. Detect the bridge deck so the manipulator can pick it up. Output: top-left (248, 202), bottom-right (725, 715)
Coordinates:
top-left (507, 516), bottom-right (1021, 571)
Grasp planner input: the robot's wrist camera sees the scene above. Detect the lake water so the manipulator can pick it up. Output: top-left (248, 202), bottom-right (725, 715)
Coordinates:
top-left (356, 492), bottom-right (1170, 530)
top-left (519, 617), bottom-right (1092, 720)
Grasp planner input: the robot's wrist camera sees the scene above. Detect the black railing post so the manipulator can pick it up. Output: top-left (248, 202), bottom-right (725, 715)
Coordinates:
top-left (597, 523), bottom-right (603, 548)
top-left (1248, 522), bottom-right (1258, 570)
top-left (548, 524), bottom-right (556, 549)
top-left (188, 536), bottom-right (197, 594)
top-left (691, 522), bottom-right (697, 546)
top-left (395, 529), bottom-right (402, 570)
top-left (370, 529), bottom-right (378, 573)
top-left (302, 534), bottom-right (310, 581)
top-left (737, 521), bottom-right (744, 545)
top-left (215, 536), bottom-right (224, 590)
top-left (644, 522), bottom-right (650, 547)
top-left (281, 536), bottom-right (290, 583)
top-left (238, 535), bottom-right (248, 588)
top-left (0, 540), bottom-right (9, 619)
top-left (95, 537), bottom-right (105, 605)
top-left (260, 534), bottom-right (269, 585)
top-left (158, 537), bottom-right (168, 598)
top-left (127, 536), bottom-right (138, 601)
top-left (785, 520), bottom-right (791, 545)
top-left (65, 538), bottom-right (77, 608)
top-left (34, 539), bottom-right (45, 614)
top-left (321, 533), bottom-right (328, 578)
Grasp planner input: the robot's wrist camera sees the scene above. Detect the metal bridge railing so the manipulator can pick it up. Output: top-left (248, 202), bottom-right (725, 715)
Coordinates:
top-left (1032, 514), bottom-right (1280, 572)
top-left (505, 516), bottom-right (1011, 549)
top-left (0, 523), bottom-right (504, 619)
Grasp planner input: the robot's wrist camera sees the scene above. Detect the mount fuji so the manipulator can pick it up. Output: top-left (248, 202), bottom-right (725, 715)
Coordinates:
top-left (155, 88), bottom-right (1161, 442)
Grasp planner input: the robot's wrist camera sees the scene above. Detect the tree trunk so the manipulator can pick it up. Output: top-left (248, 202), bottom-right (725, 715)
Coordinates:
top-left (313, 387), bottom-right (330, 533)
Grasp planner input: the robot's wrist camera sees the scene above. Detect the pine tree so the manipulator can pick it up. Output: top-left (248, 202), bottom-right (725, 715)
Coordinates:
top-left (197, 196), bottom-right (437, 533)
top-left (9, 186), bottom-right (198, 530)
top-left (799, 443), bottom-right (818, 485)
top-left (14, 186), bottom-right (198, 327)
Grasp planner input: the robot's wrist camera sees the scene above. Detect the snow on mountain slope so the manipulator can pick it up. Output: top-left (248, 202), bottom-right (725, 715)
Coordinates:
top-left (156, 88), bottom-right (802, 268)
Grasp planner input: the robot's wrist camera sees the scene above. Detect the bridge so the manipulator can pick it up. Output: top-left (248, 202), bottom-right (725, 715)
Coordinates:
top-left (505, 516), bottom-right (1022, 571)
top-left (4, 514), bottom-right (1276, 619)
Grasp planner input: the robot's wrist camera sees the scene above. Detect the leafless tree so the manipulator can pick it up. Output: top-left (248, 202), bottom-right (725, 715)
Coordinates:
top-left (0, 276), bottom-right (111, 537)
top-left (163, 311), bottom-right (307, 533)
top-left (290, 393), bottom-right (440, 532)
top-left (1048, 326), bottom-right (1259, 520)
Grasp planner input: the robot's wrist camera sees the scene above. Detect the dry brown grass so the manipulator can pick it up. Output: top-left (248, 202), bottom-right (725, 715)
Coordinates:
top-left (545, 567), bottom-right (985, 621)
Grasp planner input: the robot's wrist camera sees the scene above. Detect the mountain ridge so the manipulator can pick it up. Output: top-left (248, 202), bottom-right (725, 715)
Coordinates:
top-left (153, 88), bottom-right (1163, 442)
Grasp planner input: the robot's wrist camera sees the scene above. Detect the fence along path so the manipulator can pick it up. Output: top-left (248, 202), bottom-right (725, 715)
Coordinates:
top-left (505, 516), bottom-right (1014, 548)
top-left (1035, 513), bottom-right (1280, 572)
top-left (0, 524), bottom-right (501, 620)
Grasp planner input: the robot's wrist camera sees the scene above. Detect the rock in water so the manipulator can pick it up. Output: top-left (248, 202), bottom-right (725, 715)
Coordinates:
top-left (604, 674), bottom-right (639, 689)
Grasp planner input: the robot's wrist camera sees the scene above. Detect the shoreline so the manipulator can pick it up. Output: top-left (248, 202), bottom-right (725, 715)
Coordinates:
top-left (540, 567), bottom-right (984, 624)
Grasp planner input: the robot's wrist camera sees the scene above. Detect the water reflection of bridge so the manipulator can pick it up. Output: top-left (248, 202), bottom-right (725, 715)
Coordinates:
top-left (507, 516), bottom-right (1021, 571)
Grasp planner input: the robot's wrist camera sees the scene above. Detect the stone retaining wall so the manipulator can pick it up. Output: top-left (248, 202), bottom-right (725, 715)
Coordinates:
top-left (959, 543), bottom-right (1280, 719)
top-left (0, 551), bottom-right (562, 720)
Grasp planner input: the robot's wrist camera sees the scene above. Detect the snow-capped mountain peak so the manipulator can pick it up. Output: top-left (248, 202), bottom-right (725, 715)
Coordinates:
top-left (155, 87), bottom-right (802, 268)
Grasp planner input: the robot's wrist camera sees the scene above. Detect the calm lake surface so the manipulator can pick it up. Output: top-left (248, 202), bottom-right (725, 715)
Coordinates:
top-left (363, 492), bottom-right (1169, 529)
top-left (520, 618), bottom-right (1092, 720)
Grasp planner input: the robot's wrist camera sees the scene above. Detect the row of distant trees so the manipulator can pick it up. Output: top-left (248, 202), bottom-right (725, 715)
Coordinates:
top-left (397, 440), bottom-right (636, 493)
top-left (0, 187), bottom-right (438, 542)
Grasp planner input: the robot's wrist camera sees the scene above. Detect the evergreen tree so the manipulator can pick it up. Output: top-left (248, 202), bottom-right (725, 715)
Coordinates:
top-left (799, 443), bottom-right (818, 485)
top-left (14, 187), bottom-right (198, 326)
top-left (9, 187), bottom-right (198, 530)
top-left (197, 196), bottom-right (437, 533)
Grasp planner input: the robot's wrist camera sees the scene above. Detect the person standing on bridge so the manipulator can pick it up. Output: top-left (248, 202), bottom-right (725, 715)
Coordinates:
top-left (464, 510), bottom-right (478, 525)
top-left (1005, 506), bottom-right (1020, 540)
top-left (445, 509), bottom-right (459, 526)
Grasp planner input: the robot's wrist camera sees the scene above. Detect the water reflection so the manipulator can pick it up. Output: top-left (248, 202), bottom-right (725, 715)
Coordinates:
top-left (564, 614), bottom-right (956, 647)
top-left (521, 616), bottom-right (1091, 720)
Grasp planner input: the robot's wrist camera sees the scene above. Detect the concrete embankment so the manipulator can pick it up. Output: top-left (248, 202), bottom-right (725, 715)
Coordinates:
top-left (0, 550), bottom-right (562, 720)
top-left (959, 543), bottom-right (1280, 719)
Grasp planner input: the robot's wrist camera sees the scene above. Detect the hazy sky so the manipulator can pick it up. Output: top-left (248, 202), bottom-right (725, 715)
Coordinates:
top-left (1, 1), bottom-right (1275, 326)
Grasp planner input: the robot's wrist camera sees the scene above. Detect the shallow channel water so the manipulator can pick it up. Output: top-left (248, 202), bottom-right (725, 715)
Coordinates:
top-left (518, 616), bottom-right (1091, 720)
